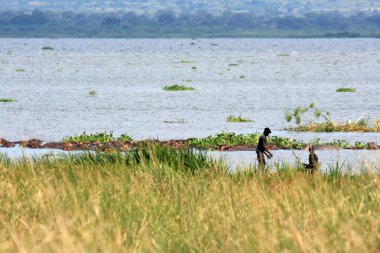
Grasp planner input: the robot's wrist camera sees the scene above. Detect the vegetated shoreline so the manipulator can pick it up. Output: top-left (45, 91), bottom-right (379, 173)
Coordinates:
top-left (1, 143), bottom-right (380, 252)
top-left (0, 132), bottom-right (378, 151)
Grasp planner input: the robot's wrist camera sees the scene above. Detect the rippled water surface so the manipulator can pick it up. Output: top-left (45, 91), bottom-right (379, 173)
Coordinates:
top-left (1, 38), bottom-right (379, 145)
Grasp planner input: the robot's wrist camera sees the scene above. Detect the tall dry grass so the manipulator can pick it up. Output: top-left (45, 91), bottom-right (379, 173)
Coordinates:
top-left (0, 145), bottom-right (379, 252)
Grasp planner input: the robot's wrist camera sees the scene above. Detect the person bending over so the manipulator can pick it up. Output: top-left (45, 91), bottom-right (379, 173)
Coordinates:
top-left (304, 146), bottom-right (319, 173)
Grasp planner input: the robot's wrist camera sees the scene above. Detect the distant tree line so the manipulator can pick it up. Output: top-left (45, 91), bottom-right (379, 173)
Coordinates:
top-left (0, 9), bottom-right (379, 38)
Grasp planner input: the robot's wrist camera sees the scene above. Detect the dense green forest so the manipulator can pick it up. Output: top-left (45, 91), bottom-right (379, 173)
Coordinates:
top-left (0, 9), bottom-right (379, 38)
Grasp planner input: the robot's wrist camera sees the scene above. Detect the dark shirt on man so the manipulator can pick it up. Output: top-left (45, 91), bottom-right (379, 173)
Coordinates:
top-left (256, 135), bottom-right (267, 152)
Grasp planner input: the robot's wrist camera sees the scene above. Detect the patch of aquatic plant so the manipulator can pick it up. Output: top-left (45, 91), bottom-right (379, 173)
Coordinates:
top-left (286, 103), bottom-right (380, 132)
top-left (89, 91), bottom-right (96, 96)
top-left (63, 132), bottom-right (134, 143)
top-left (187, 132), bottom-right (260, 148)
top-left (228, 63), bottom-right (239, 67)
top-left (192, 66), bottom-right (197, 70)
top-left (179, 60), bottom-right (196, 64)
top-left (41, 46), bottom-right (54, 50)
top-left (269, 136), bottom-right (305, 149)
top-left (63, 131), bottom-right (116, 143)
top-left (239, 75), bottom-right (246, 79)
top-left (15, 68), bottom-right (25, 72)
top-left (226, 115), bottom-right (253, 123)
top-left (0, 98), bottom-right (17, 103)
top-left (326, 139), bottom-right (351, 148)
top-left (336, 87), bottom-right (356, 92)
top-left (355, 142), bottom-right (367, 149)
top-left (164, 118), bottom-right (187, 124)
top-left (187, 132), bottom-right (305, 149)
top-left (117, 134), bottom-right (134, 142)
top-left (277, 53), bottom-right (290, 57)
top-left (163, 84), bottom-right (195, 91)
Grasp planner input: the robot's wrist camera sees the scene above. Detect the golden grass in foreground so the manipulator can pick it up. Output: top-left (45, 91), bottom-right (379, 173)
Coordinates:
top-left (0, 147), bottom-right (379, 253)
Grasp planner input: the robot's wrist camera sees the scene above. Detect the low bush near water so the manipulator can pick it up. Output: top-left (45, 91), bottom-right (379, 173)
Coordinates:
top-left (0, 144), bottom-right (379, 252)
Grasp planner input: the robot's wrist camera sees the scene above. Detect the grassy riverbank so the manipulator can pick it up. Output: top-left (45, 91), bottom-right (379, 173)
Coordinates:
top-left (1, 144), bottom-right (379, 252)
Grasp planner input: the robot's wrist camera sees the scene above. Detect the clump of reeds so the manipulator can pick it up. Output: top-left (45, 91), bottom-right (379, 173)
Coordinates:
top-left (226, 115), bottom-right (253, 123)
top-left (89, 90), bottom-right (96, 96)
top-left (0, 145), bottom-right (379, 252)
top-left (163, 84), bottom-right (195, 91)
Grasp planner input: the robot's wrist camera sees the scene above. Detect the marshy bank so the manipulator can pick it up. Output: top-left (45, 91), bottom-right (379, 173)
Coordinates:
top-left (0, 144), bottom-right (380, 252)
top-left (1, 132), bottom-right (378, 152)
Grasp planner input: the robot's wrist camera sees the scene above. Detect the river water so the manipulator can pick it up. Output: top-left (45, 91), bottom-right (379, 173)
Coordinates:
top-left (1, 38), bottom-right (379, 166)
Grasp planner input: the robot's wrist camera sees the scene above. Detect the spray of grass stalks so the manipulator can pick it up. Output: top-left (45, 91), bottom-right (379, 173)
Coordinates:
top-left (1, 144), bottom-right (380, 252)
top-left (286, 103), bottom-right (380, 132)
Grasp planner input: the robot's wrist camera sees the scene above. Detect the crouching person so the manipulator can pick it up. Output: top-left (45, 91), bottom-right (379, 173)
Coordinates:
top-left (303, 146), bottom-right (320, 173)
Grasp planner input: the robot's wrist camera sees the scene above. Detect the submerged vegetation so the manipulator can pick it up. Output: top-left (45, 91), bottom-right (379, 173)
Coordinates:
top-left (164, 118), bottom-right (187, 124)
top-left (0, 144), bottom-right (380, 252)
top-left (226, 115), bottom-right (253, 123)
top-left (89, 90), bottom-right (97, 96)
top-left (41, 46), bottom-right (54, 50)
top-left (179, 60), bottom-right (196, 64)
top-left (15, 68), bottom-right (25, 72)
top-left (63, 131), bottom-right (133, 143)
top-left (286, 103), bottom-right (380, 132)
top-left (0, 98), bottom-right (17, 103)
top-left (163, 84), bottom-right (195, 91)
top-left (336, 87), bottom-right (356, 92)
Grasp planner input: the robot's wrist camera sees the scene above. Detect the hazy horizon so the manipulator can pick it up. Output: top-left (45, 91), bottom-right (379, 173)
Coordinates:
top-left (1, 0), bottom-right (380, 16)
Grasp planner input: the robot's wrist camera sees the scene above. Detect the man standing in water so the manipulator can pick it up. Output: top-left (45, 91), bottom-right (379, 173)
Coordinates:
top-left (256, 127), bottom-right (273, 167)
